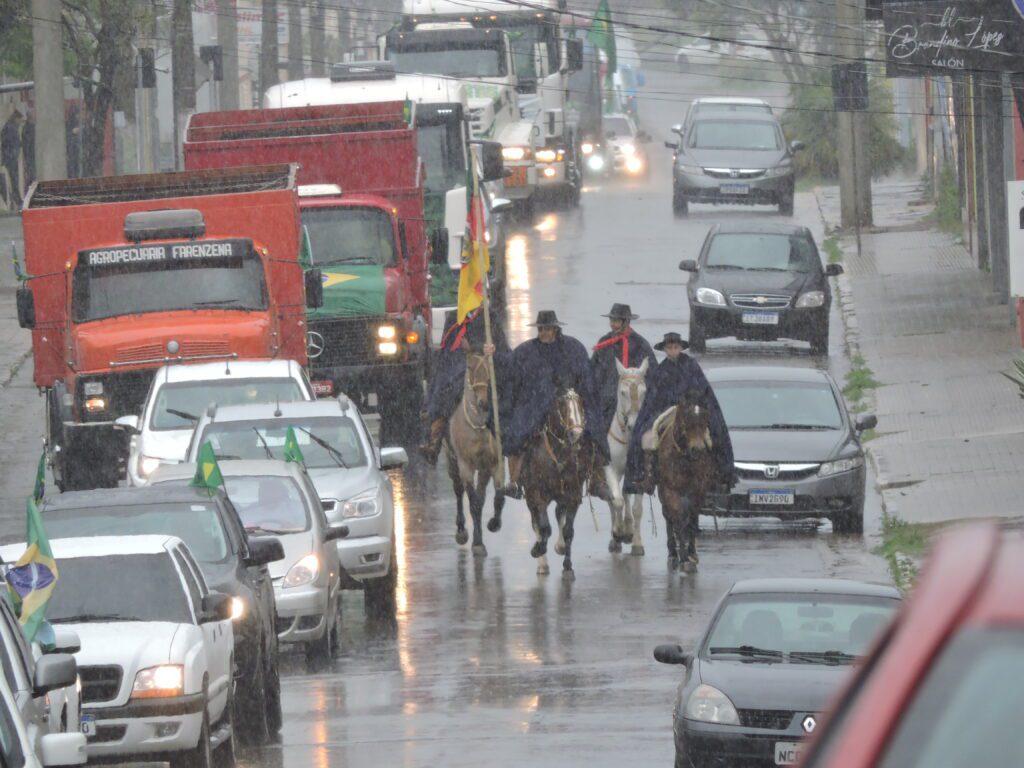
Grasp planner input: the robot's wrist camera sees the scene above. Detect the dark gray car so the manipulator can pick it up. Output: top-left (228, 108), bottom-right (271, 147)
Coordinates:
top-left (705, 366), bottom-right (876, 533)
top-left (655, 579), bottom-right (901, 768)
top-left (666, 113), bottom-right (803, 215)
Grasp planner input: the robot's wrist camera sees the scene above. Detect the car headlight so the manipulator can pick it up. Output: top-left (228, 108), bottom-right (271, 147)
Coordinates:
top-left (502, 146), bottom-right (528, 161)
top-left (342, 491), bottom-right (380, 519)
top-left (685, 684), bottom-right (740, 725)
top-left (620, 143), bottom-right (636, 156)
top-left (796, 291), bottom-right (825, 308)
top-left (535, 148), bottom-right (557, 163)
top-left (581, 142), bottom-right (594, 155)
top-left (283, 553), bottom-right (320, 589)
top-left (818, 455), bottom-right (864, 477)
top-left (229, 597), bottom-right (246, 621)
top-left (137, 454), bottom-right (162, 479)
top-left (588, 155), bottom-right (605, 171)
top-left (626, 156), bottom-right (644, 174)
top-left (766, 164), bottom-right (793, 178)
top-left (679, 163), bottom-right (703, 174)
top-left (132, 665), bottom-right (184, 699)
top-left (696, 287), bottom-right (726, 307)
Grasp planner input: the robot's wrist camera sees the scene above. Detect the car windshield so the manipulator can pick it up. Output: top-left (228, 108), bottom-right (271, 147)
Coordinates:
top-left (198, 417), bottom-right (367, 469)
top-left (46, 554), bottom-right (192, 624)
top-left (42, 502), bottom-right (231, 563)
top-left (151, 378), bottom-right (305, 431)
top-left (391, 43), bottom-right (506, 78)
top-left (605, 117), bottom-right (633, 136)
top-left (705, 233), bottom-right (818, 272)
top-left (879, 628), bottom-right (1024, 767)
top-left (715, 381), bottom-right (843, 430)
top-left (301, 208), bottom-right (397, 267)
top-left (689, 120), bottom-right (781, 150)
top-left (705, 593), bottom-right (898, 661)
top-left (223, 476), bottom-right (310, 534)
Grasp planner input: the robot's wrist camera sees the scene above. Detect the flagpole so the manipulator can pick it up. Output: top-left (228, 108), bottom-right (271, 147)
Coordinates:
top-left (471, 145), bottom-right (505, 487)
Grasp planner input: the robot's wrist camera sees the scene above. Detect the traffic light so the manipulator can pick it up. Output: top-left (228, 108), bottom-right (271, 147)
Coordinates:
top-left (200, 45), bottom-right (224, 82)
top-left (138, 48), bottom-right (156, 89)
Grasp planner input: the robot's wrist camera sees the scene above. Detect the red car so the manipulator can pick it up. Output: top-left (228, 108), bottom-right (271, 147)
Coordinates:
top-left (800, 523), bottom-right (1024, 767)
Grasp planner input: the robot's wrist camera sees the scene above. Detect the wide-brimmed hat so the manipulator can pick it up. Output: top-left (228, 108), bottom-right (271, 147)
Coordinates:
top-left (603, 303), bottom-right (638, 321)
top-left (654, 331), bottom-right (690, 351)
top-left (529, 310), bottom-right (565, 327)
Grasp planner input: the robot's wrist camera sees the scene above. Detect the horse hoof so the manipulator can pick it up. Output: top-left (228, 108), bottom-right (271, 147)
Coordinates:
top-left (472, 544), bottom-right (487, 558)
top-left (562, 568), bottom-right (575, 581)
top-left (530, 542), bottom-right (547, 559)
top-left (455, 530), bottom-right (469, 546)
top-left (537, 563), bottom-right (550, 576)
top-left (554, 542), bottom-right (566, 556)
top-left (683, 559), bottom-right (698, 574)
top-left (487, 518), bottom-right (502, 533)
top-left (615, 532), bottom-right (633, 544)
top-left (631, 544), bottom-right (645, 557)
top-left (668, 555), bottom-right (679, 571)
top-left (608, 540), bottom-right (622, 554)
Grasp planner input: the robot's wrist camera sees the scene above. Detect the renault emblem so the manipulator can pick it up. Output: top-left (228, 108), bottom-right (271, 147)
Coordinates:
top-left (765, 465), bottom-right (780, 479)
top-left (802, 715), bottom-right (817, 734)
top-left (307, 331), bottom-right (325, 360)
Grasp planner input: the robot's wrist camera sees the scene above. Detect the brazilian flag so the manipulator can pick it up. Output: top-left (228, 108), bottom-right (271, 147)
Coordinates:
top-left (588, 0), bottom-right (617, 84)
top-left (284, 426), bottom-right (305, 465)
top-left (191, 442), bottom-right (224, 494)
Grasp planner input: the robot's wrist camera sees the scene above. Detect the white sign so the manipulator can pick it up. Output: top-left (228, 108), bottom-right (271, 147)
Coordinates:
top-left (1007, 180), bottom-right (1024, 296)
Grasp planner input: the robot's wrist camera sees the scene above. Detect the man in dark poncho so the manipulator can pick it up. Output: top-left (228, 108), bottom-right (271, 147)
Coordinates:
top-left (591, 303), bottom-right (657, 435)
top-left (419, 308), bottom-right (511, 465)
top-left (624, 332), bottom-right (735, 494)
top-left (502, 310), bottom-right (610, 499)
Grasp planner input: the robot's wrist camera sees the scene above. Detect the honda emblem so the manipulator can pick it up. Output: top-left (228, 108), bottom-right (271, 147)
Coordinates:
top-left (764, 465), bottom-right (781, 479)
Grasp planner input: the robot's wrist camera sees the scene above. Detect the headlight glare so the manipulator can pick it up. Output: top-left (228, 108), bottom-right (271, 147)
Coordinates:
top-left (378, 341), bottom-right (399, 355)
top-left (818, 455), bottom-right (865, 477)
top-left (696, 287), bottom-right (726, 307)
top-left (137, 455), bottom-right (162, 479)
top-left (229, 597), bottom-right (246, 621)
top-left (535, 149), bottom-right (557, 163)
top-left (132, 665), bottom-right (184, 699)
top-left (588, 155), bottom-right (605, 171)
top-left (620, 143), bottom-right (636, 156)
top-left (581, 142), bottom-right (594, 155)
top-left (377, 325), bottom-right (397, 340)
top-left (796, 291), bottom-right (825, 308)
top-left (283, 553), bottom-right (319, 588)
top-left (502, 146), bottom-right (527, 161)
top-left (685, 684), bottom-right (740, 725)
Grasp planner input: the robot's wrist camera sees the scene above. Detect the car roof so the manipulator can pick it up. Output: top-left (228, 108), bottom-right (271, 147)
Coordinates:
top-left (152, 459), bottom-right (305, 482)
top-left (729, 578), bottom-right (901, 600)
top-left (708, 221), bottom-right (811, 237)
top-left (49, 535), bottom-right (178, 558)
top-left (693, 97), bottom-right (771, 106)
top-left (40, 485), bottom-right (226, 511)
top-left (201, 398), bottom-right (355, 424)
top-left (706, 366), bottom-right (835, 385)
top-left (157, 359), bottom-right (300, 384)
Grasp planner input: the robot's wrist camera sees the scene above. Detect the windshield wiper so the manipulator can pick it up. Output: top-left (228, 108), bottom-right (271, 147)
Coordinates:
top-left (245, 525), bottom-right (299, 536)
top-left (296, 427), bottom-right (349, 469)
top-left (787, 650), bottom-right (857, 665)
top-left (166, 408), bottom-right (198, 422)
top-left (252, 428), bottom-right (275, 460)
top-left (766, 423), bottom-right (836, 430)
top-left (706, 264), bottom-right (746, 270)
top-left (192, 299), bottom-right (242, 307)
top-left (52, 613), bottom-right (147, 623)
top-left (317, 256), bottom-right (377, 266)
top-left (708, 645), bottom-right (784, 660)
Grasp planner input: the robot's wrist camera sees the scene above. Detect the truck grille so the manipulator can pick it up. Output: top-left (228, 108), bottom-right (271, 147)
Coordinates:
top-left (77, 370), bottom-right (155, 422)
top-left (730, 293), bottom-right (791, 310)
top-left (736, 463), bottom-right (821, 481)
top-left (78, 665), bottom-right (123, 704)
top-left (738, 708), bottom-right (795, 730)
top-left (308, 318), bottom-right (375, 368)
top-left (114, 340), bottom-right (232, 363)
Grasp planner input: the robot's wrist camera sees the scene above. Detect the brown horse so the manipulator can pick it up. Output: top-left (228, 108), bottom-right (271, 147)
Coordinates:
top-left (445, 346), bottom-right (505, 556)
top-left (653, 394), bottom-right (717, 573)
top-left (521, 388), bottom-right (588, 577)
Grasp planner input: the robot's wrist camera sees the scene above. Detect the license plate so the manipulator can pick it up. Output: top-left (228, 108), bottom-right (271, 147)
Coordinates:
top-left (505, 166), bottom-right (529, 188)
top-left (775, 741), bottom-right (804, 765)
top-left (720, 182), bottom-right (750, 195)
top-left (81, 714), bottom-right (96, 738)
top-left (312, 380), bottom-right (334, 397)
top-left (742, 311), bottom-right (779, 325)
top-left (750, 489), bottom-right (795, 505)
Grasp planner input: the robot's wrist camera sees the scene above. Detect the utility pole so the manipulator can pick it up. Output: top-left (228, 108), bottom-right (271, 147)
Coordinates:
top-left (983, 73), bottom-right (1009, 303)
top-left (287, 0), bottom-right (304, 81)
top-left (310, 2), bottom-right (326, 77)
top-left (835, 0), bottom-right (872, 229)
top-left (217, 0), bottom-right (240, 111)
top-left (31, 0), bottom-right (67, 181)
top-left (260, 0), bottom-right (280, 93)
top-left (171, 0), bottom-right (196, 170)
top-left (338, 6), bottom-right (352, 61)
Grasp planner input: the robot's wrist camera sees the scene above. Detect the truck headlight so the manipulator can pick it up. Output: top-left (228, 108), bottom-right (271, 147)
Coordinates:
top-left (377, 325), bottom-right (397, 340)
top-left (378, 342), bottom-right (399, 355)
top-left (620, 143), bottom-right (636, 156)
top-left (588, 155), bottom-right (605, 171)
top-left (83, 397), bottom-right (107, 413)
top-left (132, 665), bottom-right (184, 699)
top-left (581, 142), bottom-right (594, 155)
top-left (796, 291), bottom-right (825, 308)
top-left (535, 148), bottom-right (557, 163)
top-left (685, 684), bottom-right (740, 725)
top-left (625, 156), bottom-right (643, 174)
top-left (502, 146), bottom-right (528, 161)
top-left (283, 553), bottom-right (319, 588)
top-left (818, 455), bottom-right (864, 477)
top-left (342, 491), bottom-right (380, 519)
top-left (696, 287), bottom-right (726, 307)
top-left (137, 455), bottom-right (162, 479)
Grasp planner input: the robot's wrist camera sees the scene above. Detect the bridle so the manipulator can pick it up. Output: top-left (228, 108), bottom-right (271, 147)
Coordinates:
top-left (671, 401), bottom-right (709, 454)
top-left (541, 388), bottom-right (585, 466)
top-left (461, 354), bottom-right (491, 431)
top-left (610, 373), bottom-right (644, 445)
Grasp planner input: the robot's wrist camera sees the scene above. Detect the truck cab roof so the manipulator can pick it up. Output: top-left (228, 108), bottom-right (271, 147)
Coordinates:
top-left (265, 72), bottom-right (469, 110)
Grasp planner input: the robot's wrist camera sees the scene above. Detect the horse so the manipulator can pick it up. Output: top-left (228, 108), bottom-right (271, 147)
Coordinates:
top-left (652, 394), bottom-right (718, 573)
top-left (445, 345), bottom-right (506, 557)
top-left (520, 388), bottom-right (588, 577)
top-left (606, 358), bottom-right (648, 556)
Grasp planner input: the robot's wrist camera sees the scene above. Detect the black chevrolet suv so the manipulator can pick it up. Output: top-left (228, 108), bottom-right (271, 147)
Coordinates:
top-left (33, 485), bottom-right (285, 745)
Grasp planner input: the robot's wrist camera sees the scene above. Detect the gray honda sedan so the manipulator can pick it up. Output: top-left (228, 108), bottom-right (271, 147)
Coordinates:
top-left (705, 366), bottom-right (876, 533)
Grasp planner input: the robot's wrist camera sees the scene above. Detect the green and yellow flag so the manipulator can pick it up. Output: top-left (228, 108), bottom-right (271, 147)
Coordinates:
top-left (284, 426), bottom-right (305, 465)
top-left (588, 0), bottom-right (617, 83)
top-left (191, 441), bottom-right (224, 494)
top-left (457, 162), bottom-right (489, 323)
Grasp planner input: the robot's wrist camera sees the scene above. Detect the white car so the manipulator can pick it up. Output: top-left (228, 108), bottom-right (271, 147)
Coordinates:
top-left (117, 359), bottom-right (315, 486)
top-left (0, 672), bottom-right (85, 767)
top-left (0, 536), bottom-right (235, 765)
top-left (602, 113), bottom-right (651, 177)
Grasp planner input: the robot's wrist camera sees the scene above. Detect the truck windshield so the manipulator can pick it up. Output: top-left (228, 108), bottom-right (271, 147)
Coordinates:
top-left (507, 24), bottom-right (558, 80)
top-left (391, 42), bottom-right (507, 78)
top-left (418, 122), bottom-right (466, 193)
top-left (301, 208), bottom-right (397, 267)
top-left (72, 239), bottom-right (267, 323)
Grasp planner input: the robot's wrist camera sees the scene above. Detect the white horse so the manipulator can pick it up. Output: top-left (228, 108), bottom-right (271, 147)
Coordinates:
top-left (606, 358), bottom-right (648, 556)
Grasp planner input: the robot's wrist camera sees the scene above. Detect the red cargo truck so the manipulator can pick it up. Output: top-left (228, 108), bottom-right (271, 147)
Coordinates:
top-left (184, 102), bottom-right (438, 441)
top-left (17, 164), bottom-right (320, 490)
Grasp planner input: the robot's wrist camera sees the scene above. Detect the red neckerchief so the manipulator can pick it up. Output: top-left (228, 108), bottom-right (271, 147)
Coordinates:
top-left (593, 330), bottom-right (630, 365)
top-left (441, 309), bottom-right (480, 351)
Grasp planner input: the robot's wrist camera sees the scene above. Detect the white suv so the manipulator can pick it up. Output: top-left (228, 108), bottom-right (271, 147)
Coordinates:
top-left (118, 359), bottom-right (315, 486)
top-left (0, 536), bottom-right (235, 765)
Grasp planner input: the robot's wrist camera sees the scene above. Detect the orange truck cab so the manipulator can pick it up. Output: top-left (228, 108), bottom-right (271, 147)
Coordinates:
top-left (183, 102), bottom-right (436, 441)
top-left (17, 164), bottom-right (320, 490)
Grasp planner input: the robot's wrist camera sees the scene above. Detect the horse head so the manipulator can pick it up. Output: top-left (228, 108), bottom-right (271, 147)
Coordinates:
top-left (550, 387), bottom-right (585, 446)
top-left (674, 393), bottom-right (713, 446)
top-left (463, 345), bottom-right (491, 411)
top-left (615, 358), bottom-right (648, 431)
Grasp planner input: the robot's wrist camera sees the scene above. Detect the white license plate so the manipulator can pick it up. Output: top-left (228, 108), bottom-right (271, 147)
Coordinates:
top-left (750, 489), bottom-right (795, 505)
top-left (81, 715), bottom-right (96, 738)
top-left (742, 311), bottom-right (779, 325)
top-left (720, 182), bottom-right (750, 194)
top-left (775, 741), bottom-right (804, 765)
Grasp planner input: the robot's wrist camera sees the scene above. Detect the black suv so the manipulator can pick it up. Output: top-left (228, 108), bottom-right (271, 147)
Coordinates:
top-left (33, 485), bottom-right (285, 745)
top-left (680, 222), bottom-right (843, 355)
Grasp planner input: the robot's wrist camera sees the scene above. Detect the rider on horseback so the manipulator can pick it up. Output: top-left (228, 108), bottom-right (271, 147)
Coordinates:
top-left (502, 310), bottom-right (612, 500)
top-left (591, 303), bottom-right (657, 436)
top-left (624, 332), bottom-right (735, 495)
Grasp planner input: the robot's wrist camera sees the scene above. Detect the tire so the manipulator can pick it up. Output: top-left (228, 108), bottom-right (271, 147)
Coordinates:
top-left (264, 653), bottom-right (283, 736)
top-left (170, 698), bottom-right (212, 768)
top-left (688, 317), bottom-right (707, 353)
top-left (809, 321), bottom-right (829, 356)
top-left (833, 498), bottom-right (864, 535)
top-left (305, 597), bottom-right (340, 663)
top-left (234, 654), bottom-right (270, 745)
top-left (672, 188), bottom-right (689, 217)
top-left (214, 674), bottom-right (236, 768)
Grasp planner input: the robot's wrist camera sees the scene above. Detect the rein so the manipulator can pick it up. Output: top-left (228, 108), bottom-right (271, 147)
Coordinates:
top-left (461, 355), bottom-right (491, 432)
top-left (610, 375), bottom-right (642, 445)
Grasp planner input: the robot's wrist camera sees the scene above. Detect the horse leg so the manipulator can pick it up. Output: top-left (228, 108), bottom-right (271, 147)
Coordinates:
top-left (487, 459), bottom-right (504, 532)
top-left (681, 496), bottom-right (697, 574)
top-left (629, 493), bottom-right (645, 557)
top-left (661, 491), bottom-right (680, 570)
top-left (558, 502), bottom-right (577, 578)
top-left (530, 500), bottom-right (551, 576)
top-left (452, 472), bottom-right (469, 546)
top-left (469, 473), bottom-right (488, 557)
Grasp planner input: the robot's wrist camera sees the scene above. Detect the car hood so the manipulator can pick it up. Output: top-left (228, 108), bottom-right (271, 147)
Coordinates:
top-left (259, 530), bottom-right (315, 581)
top-left (308, 465), bottom-right (379, 502)
top-left (71, 621), bottom-right (178, 671)
top-left (697, 269), bottom-right (814, 296)
top-left (730, 429), bottom-right (848, 463)
top-left (698, 658), bottom-right (853, 713)
top-left (686, 147), bottom-right (787, 169)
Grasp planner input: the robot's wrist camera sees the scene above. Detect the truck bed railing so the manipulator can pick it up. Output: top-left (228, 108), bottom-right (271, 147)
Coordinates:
top-left (186, 103), bottom-right (413, 144)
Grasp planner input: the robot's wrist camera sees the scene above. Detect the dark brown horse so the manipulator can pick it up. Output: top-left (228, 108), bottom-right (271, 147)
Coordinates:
top-left (654, 394), bottom-right (717, 573)
top-left (521, 388), bottom-right (587, 577)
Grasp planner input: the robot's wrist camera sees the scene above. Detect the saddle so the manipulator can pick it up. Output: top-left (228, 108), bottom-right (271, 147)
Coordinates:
top-left (642, 406), bottom-right (713, 452)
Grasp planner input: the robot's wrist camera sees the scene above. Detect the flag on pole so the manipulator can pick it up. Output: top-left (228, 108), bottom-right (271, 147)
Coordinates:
top-left (456, 162), bottom-right (489, 323)
top-left (191, 441), bottom-right (224, 494)
top-left (588, 0), bottom-right (617, 83)
top-left (283, 426), bottom-right (305, 465)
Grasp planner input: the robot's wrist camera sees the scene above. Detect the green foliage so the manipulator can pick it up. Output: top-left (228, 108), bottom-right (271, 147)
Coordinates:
top-left (930, 163), bottom-right (963, 238)
top-left (0, 0), bottom-right (32, 80)
top-left (823, 236), bottom-right (843, 264)
top-left (843, 355), bottom-right (880, 403)
top-left (1000, 355), bottom-right (1024, 398)
top-left (877, 515), bottom-right (932, 589)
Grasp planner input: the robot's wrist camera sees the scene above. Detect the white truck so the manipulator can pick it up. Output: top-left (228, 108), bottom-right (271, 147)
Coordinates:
top-left (398, 0), bottom-right (585, 209)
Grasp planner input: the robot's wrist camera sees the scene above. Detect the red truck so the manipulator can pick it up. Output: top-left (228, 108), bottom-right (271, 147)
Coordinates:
top-left (17, 164), bottom-right (320, 490)
top-left (183, 102), bottom-right (438, 441)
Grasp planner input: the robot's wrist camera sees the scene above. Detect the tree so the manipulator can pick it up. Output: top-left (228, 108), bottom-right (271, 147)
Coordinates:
top-left (0, 0), bottom-right (33, 80)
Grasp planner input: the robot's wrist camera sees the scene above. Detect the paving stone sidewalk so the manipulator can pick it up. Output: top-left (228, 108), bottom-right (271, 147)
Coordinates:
top-left (815, 182), bottom-right (1024, 525)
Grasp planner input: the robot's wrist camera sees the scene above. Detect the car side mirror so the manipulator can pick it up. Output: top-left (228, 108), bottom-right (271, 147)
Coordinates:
top-left (679, 259), bottom-right (698, 272)
top-left (671, 123), bottom-right (683, 135)
top-left (33, 653), bottom-right (77, 696)
top-left (49, 628), bottom-right (81, 655)
top-left (199, 592), bottom-right (233, 623)
top-left (565, 38), bottom-right (584, 72)
top-left (245, 537), bottom-right (285, 567)
top-left (664, 140), bottom-right (679, 151)
top-left (478, 140), bottom-right (505, 182)
top-left (16, 285), bottom-right (35, 329)
top-left (653, 644), bottom-right (692, 666)
top-left (491, 198), bottom-right (514, 215)
top-left (430, 227), bottom-right (450, 265)
top-left (855, 414), bottom-right (878, 432)
top-left (790, 140), bottom-right (806, 153)
top-left (826, 263), bottom-right (844, 277)
top-left (380, 446), bottom-right (409, 470)
top-left (325, 523), bottom-right (350, 542)
top-left (39, 731), bottom-right (87, 767)
top-left (304, 268), bottom-right (324, 309)
top-left (113, 414), bottom-right (140, 434)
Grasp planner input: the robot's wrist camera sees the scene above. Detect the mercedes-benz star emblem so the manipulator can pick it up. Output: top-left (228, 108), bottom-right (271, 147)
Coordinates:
top-left (802, 715), bottom-right (817, 734)
top-left (764, 465), bottom-right (781, 479)
top-left (307, 331), bottom-right (325, 360)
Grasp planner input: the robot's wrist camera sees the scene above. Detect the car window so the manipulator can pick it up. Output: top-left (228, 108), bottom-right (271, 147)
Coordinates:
top-left (150, 378), bottom-right (306, 431)
top-left (879, 628), bottom-right (1024, 767)
top-left (703, 593), bottom-right (897, 659)
top-left (0, 601), bottom-right (32, 685)
top-left (689, 120), bottom-right (781, 150)
top-left (705, 233), bottom-right (819, 272)
top-left (0, 601), bottom-right (20, 694)
top-left (714, 381), bottom-right (843, 430)
top-left (171, 549), bottom-right (202, 618)
top-left (696, 102), bottom-right (772, 117)
top-left (223, 476), bottom-right (311, 534)
top-left (198, 416), bottom-right (367, 469)
top-left (177, 546), bottom-right (210, 594)
top-left (0, 687), bottom-right (24, 768)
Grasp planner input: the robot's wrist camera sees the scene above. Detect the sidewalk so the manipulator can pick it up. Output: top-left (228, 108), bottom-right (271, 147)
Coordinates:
top-left (815, 181), bottom-right (1024, 525)
top-left (0, 215), bottom-right (32, 386)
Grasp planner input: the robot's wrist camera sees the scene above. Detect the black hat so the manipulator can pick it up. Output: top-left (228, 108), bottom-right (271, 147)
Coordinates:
top-left (603, 303), bottom-right (638, 321)
top-left (529, 310), bottom-right (565, 327)
top-left (654, 331), bottom-right (690, 351)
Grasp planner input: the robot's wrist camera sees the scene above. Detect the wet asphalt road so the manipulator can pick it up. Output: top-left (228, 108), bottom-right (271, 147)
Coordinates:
top-left (237, 68), bottom-right (892, 768)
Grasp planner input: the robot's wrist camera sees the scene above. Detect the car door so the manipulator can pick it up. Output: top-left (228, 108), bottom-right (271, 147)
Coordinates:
top-left (222, 499), bottom-right (276, 657)
top-left (0, 598), bottom-right (50, 738)
top-left (302, 474), bottom-right (340, 599)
